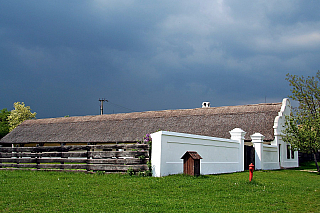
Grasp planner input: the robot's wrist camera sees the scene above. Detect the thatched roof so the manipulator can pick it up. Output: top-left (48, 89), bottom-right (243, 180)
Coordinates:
top-left (0, 102), bottom-right (282, 144)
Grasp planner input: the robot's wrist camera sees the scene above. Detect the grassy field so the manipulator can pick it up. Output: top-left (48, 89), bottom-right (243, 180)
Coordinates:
top-left (0, 163), bottom-right (319, 212)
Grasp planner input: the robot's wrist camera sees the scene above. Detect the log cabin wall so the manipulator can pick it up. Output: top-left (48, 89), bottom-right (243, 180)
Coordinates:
top-left (0, 143), bottom-right (150, 173)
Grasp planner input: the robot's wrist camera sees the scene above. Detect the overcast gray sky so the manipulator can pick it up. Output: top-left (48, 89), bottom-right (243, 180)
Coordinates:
top-left (1, 0), bottom-right (320, 118)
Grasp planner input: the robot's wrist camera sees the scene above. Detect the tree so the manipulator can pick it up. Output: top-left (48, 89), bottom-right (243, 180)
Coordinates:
top-left (7, 102), bottom-right (36, 132)
top-left (282, 71), bottom-right (320, 172)
top-left (0, 108), bottom-right (10, 139)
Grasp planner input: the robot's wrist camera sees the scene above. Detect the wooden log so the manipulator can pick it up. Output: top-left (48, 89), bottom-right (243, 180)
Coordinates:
top-left (1, 164), bottom-right (150, 172)
top-left (0, 146), bottom-right (71, 153)
top-left (1, 163), bottom-right (38, 168)
top-left (0, 152), bottom-right (88, 158)
top-left (0, 158), bottom-right (38, 163)
top-left (0, 157), bottom-right (149, 165)
top-left (87, 164), bottom-right (148, 172)
top-left (87, 158), bottom-right (148, 165)
top-left (0, 153), bottom-right (40, 158)
top-left (0, 163), bottom-right (87, 170)
top-left (88, 144), bottom-right (149, 150)
top-left (0, 163), bottom-right (147, 171)
top-left (89, 151), bottom-right (148, 159)
top-left (42, 152), bottom-right (88, 158)
top-left (0, 144), bottom-right (149, 153)
top-left (36, 164), bottom-right (88, 170)
top-left (1, 151), bottom-right (147, 159)
top-left (0, 146), bottom-right (89, 152)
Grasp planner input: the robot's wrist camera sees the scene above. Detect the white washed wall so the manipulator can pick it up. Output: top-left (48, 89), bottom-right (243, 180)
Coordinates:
top-left (262, 145), bottom-right (279, 170)
top-left (150, 128), bottom-right (246, 177)
top-left (252, 133), bottom-right (280, 170)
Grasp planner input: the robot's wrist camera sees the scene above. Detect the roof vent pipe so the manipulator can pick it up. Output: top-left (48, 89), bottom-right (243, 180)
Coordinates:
top-left (202, 102), bottom-right (210, 108)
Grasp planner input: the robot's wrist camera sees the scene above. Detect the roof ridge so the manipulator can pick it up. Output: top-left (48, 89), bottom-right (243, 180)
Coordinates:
top-left (22, 102), bottom-right (282, 125)
top-left (2, 101), bottom-right (283, 143)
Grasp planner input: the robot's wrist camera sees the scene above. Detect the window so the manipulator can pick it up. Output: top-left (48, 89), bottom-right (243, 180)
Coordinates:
top-left (291, 149), bottom-right (294, 159)
top-left (287, 145), bottom-right (290, 159)
top-left (278, 144), bottom-right (281, 162)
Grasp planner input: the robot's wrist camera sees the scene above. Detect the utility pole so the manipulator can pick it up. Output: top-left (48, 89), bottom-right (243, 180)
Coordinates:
top-left (99, 99), bottom-right (108, 115)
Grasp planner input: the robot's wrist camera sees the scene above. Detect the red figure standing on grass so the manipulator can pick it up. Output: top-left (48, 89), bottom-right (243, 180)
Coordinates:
top-left (249, 163), bottom-right (254, 181)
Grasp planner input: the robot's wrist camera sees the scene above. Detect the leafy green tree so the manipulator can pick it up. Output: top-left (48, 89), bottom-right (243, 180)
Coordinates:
top-left (7, 102), bottom-right (36, 132)
top-left (282, 71), bottom-right (320, 172)
top-left (0, 108), bottom-right (10, 138)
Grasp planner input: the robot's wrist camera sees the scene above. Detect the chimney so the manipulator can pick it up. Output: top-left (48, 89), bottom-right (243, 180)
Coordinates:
top-left (202, 102), bottom-right (210, 108)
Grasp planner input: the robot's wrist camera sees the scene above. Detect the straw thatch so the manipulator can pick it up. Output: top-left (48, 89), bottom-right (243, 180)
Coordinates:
top-left (0, 102), bottom-right (282, 144)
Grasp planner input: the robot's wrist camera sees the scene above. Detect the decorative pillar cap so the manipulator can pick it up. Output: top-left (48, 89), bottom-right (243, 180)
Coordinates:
top-left (251, 133), bottom-right (265, 143)
top-left (229, 128), bottom-right (246, 140)
top-left (230, 128), bottom-right (245, 132)
top-left (229, 128), bottom-right (246, 134)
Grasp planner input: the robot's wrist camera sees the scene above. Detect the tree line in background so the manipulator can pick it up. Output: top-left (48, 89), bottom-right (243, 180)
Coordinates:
top-left (0, 102), bottom-right (36, 139)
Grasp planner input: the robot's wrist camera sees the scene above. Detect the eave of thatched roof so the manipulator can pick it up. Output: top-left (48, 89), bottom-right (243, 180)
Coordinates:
top-left (0, 102), bottom-right (282, 144)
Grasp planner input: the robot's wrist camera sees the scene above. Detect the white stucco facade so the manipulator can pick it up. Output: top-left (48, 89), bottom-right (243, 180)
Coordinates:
top-left (272, 98), bottom-right (299, 168)
top-left (151, 129), bottom-right (246, 177)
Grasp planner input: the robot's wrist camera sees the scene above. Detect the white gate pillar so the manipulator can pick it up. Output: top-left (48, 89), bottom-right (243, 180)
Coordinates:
top-left (251, 133), bottom-right (265, 170)
top-left (229, 128), bottom-right (246, 172)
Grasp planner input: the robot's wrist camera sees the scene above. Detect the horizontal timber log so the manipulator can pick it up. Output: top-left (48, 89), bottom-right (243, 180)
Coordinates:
top-left (0, 151), bottom-right (148, 158)
top-left (0, 152), bottom-right (88, 158)
top-left (0, 163), bottom-right (87, 170)
top-left (88, 164), bottom-right (148, 171)
top-left (0, 158), bottom-right (148, 164)
top-left (86, 158), bottom-right (148, 164)
top-left (1, 164), bottom-right (148, 171)
top-left (0, 144), bottom-right (149, 153)
top-left (0, 158), bottom-right (86, 164)
top-left (89, 151), bottom-right (148, 158)
top-left (1, 164), bottom-right (38, 169)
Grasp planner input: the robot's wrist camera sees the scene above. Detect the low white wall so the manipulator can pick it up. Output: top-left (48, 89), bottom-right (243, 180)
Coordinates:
top-left (151, 129), bottom-right (245, 177)
top-left (252, 133), bottom-right (280, 170)
top-left (262, 145), bottom-right (280, 170)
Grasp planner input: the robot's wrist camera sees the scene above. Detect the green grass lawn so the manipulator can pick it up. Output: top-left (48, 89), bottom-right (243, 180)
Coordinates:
top-left (0, 165), bottom-right (319, 212)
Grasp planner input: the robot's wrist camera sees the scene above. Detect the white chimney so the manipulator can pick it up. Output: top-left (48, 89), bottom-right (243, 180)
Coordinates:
top-left (202, 102), bottom-right (210, 108)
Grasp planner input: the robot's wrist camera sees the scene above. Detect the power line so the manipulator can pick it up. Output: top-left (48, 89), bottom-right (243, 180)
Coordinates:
top-left (106, 101), bottom-right (136, 113)
top-left (99, 99), bottom-right (137, 114)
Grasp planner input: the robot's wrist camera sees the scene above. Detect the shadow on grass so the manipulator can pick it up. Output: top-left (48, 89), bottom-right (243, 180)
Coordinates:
top-left (289, 161), bottom-right (317, 170)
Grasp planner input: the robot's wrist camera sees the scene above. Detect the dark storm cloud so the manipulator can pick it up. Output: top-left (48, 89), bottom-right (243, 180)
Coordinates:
top-left (1, 0), bottom-right (320, 118)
